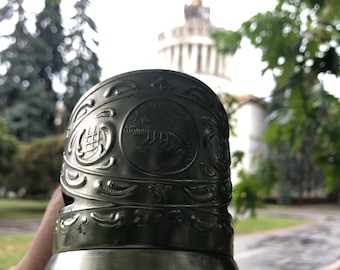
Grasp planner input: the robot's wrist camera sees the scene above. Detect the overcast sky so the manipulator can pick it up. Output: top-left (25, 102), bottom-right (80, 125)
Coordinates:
top-left (2, 0), bottom-right (338, 98)
top-left (86, 0), bottom-right (277, 98)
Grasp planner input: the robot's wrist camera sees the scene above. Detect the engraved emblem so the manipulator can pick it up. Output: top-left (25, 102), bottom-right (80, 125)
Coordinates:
top-left (121, 99), bottom-right (198, 175)
top-left (76, 122), bottom-right (114, 165)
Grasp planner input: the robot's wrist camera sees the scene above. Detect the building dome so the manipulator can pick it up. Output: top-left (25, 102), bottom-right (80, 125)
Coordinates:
top-left (157, 1), bottom-right (232, 94)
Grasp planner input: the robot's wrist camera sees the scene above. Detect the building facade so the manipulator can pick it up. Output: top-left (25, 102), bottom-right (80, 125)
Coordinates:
top-left (157, 0), bottom-right (267, 183)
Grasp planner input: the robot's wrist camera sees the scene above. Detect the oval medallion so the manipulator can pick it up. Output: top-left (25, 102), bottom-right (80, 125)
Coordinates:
top-left (121, 98), bottom-right (198, 175)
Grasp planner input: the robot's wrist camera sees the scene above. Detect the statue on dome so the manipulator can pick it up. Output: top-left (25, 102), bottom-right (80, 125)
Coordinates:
top-left (185, 0), bottom-right (210, 22)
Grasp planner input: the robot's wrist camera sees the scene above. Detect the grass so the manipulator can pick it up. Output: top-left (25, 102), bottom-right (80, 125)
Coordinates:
top-left (234, 216), bottom-right (308, 235)
top-left (0, 199), bottom-right (47, 269)
top-left (0, 199), bottom-right (48, 219)
top-left (0, 235), bottom-right (34, 270)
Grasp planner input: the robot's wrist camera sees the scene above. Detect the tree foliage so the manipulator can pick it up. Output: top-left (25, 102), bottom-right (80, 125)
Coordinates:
top-left (213, 0), bottom-right (340, 201)
top-left (0, 118), bottom-right (18, 175)
top-left (2, 134), bottom-right (64, 197)
top-left (62, 0), bottom-right (101, 119)
top-left (0, 0), bottom-right (101, 141)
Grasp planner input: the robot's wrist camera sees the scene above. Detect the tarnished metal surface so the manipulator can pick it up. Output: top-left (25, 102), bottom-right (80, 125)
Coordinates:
top-left (46, 69), bottom-right (238, 269)
top-left (46, 250), bottom-right (238, 269)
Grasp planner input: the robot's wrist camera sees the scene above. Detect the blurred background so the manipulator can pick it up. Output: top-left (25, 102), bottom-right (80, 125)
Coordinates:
top-left (0, 0), bottom-right (339, 269)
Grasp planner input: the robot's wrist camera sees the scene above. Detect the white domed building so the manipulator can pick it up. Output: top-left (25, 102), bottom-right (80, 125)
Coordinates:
top-left (157, 0), bottom-right (232, 94)
top-left (157, 0), bottom-right (268, 183)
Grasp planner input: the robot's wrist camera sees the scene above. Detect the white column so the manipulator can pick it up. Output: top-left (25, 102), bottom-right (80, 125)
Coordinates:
top-left (182, 43), bottom-right (190, 72)
top-left (209, 47), bottom-right (216, 74)
top-left (201, 44), bottom-right (208, 73)
top-left (218, 55), bottom-right (224, 77)
top-left (172, 45), bottom-right (180, 70)
top-left (163, 47), bottom-right (172, 69)
top-left (191, 44), bottom-right (198, 73)
top-left (167, 47), bottom-right (173, 69)
top-left (224, 55), bottom-right (230, 78)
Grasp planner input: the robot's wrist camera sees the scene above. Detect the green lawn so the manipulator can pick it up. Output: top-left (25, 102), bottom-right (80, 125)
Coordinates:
top-left (0, 199), bottom-right (48, 219)
top-left (0, 199), bottom-right (47, 269)
top-left (0, 235), bottom-right (33, 270)
top-left (234, 216), bottom-right (307, 235)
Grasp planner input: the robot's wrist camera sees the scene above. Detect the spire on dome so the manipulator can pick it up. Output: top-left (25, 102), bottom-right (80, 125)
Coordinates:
top-left (184, 0), bottom-right (210, 22)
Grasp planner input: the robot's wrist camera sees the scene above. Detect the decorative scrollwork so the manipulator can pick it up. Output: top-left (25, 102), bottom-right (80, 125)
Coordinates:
top-left (184, 87), bottom-right (213, 107)
top-left (95, 109), bottom-right (116, 118)
top-left (166, 210), bottom-right (183, 227)
top-left (222, 180), bottom-right (232, 196)
top-left (73, 99), bottom-right (95, 121)
top-left (190, 214), bottom-right (217, 233)
top-left (200, 162), bottom-right (216, 177)
top-left (104, 81), bottom-right (138, 97)
top-left (96, 179), bottom-right (138, 199)
top-left (133, 209), bottom-right (152, 227)
top-left (200, 116), bottom-right (230, 177)
top-left (151, 77), bottom-right (174, 90)
top-left (184, 185), bottom-right (216, 202)
top-left (148, 184), bottom-right (173, 203)
top-left (65, 169), bottom-right (87, 188)
top-left (96, 157), bottom-right (116, 170)
top-left (90, 211), bottom-right (124, 229)
top-left (60, 214), bottom-right (80, 234)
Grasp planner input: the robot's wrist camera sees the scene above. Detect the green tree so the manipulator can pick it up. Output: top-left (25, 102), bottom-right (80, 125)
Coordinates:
top-left (4, 134), bottom-right (64, 196)
top-left (0, 118), bottom-right (18, 195)
top-left (62, 0), bottom-right (101, 120)
top-left (0, 0), bottom-right (101, 141)
top-left (0, 0), bottom-right (59, 140)
top-left (213, 0), bottom-right (340, 202)
top-left (0, 118), bottom-right (18, 177)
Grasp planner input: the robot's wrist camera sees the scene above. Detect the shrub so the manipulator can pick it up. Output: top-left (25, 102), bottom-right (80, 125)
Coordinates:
top-left (4, 135), bottom-right (64, 197)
